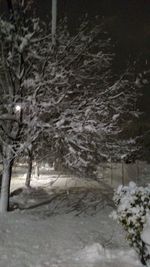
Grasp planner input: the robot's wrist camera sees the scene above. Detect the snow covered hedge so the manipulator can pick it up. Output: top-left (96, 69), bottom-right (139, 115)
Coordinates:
top-left (111, 182), bottom-right (150, 266)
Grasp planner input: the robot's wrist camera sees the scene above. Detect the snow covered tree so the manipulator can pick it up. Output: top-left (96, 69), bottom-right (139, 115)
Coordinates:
top-left (30, 20), bottom-right (114, 176)
top-left (16, 16), bottom-right (140, 179)
top-left (39, 20), bottom-right (141, 177)
top-left (0, 3), bottom-right (51, 212)
top-left (0, 3), bottom-right (78, 207)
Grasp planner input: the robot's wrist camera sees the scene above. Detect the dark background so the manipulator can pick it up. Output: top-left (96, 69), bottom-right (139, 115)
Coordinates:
top-left (1, 0), bottom-right (150, 54)
top-left (1, 0), bottom-right (150, 49)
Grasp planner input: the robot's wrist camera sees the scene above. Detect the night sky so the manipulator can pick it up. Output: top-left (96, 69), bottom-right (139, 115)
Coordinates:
top-left (1, 0), bottom-right (150, 46)
top-left (22, 0), bottom-right (150, 55)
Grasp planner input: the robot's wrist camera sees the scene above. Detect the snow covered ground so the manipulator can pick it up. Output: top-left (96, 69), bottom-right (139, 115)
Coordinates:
top-left (0, 171), bottom-right (144, 267)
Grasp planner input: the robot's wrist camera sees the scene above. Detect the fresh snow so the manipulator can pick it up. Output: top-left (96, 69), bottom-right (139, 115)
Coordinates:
top-left (0, 172), bottom-right (144, 267)
top-left (0, 211), bottom-right (142, 267)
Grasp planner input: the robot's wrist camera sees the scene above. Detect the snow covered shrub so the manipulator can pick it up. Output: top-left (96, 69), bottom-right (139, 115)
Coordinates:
top-left (111, 182), bottom-right (150, 266)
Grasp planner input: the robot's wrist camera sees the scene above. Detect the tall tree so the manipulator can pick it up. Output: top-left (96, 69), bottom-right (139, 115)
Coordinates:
top-left (0, 4), bottom-right (49, 212)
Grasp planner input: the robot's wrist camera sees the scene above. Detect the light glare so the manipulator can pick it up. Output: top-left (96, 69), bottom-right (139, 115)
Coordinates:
top-left (15, 105), bottom-right (21, 112)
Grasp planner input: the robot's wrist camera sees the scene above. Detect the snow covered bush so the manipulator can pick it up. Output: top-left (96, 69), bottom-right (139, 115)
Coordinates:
top-left (111, 182), bottom-right (150, 266)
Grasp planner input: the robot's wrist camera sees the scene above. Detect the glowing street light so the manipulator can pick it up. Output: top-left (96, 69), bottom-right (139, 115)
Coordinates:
top-left (15, 105), bottom-right (21, 112)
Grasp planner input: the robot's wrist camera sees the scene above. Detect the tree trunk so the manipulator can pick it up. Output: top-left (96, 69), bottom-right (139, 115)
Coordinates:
top-left (0, 155), bottom-right (13, 213)
top-left (121, 160), bottom-right (125, 185)
top-left (25, 148), bottom-right (33, 188)
top-left (52, 0), bottom-right (57, 45)
top-left (35, 162), bottom-right (40, 179)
